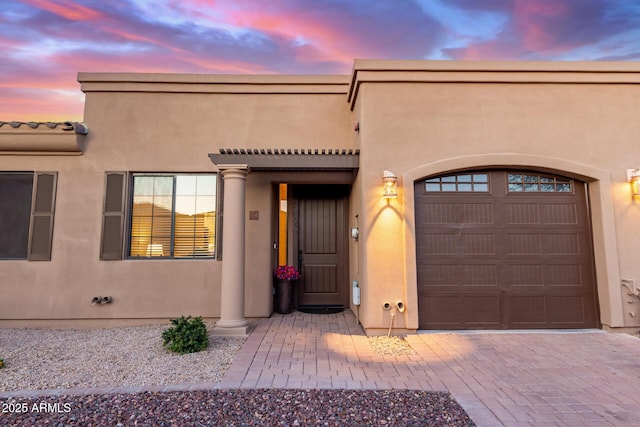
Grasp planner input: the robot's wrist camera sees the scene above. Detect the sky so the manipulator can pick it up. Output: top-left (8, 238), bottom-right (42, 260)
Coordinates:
top-left (2, 0), bottom-right (640, 122)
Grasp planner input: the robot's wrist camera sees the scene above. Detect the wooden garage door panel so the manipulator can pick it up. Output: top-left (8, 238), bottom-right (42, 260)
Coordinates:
top-left (545, 264), bottom-right (582, 286)
top-left (507, 232), bottom-right (585, 255)
top-left (541, 203), bottom-right (578, 224)
top-left (418, 232), bottom-right (497, 256)
top-left (420, 203), bottom-right (457, 224)
top-left (507, 264), bottom-right (545, 286)
top-left (507, 233), bottom-right (542, 255)
top-left (510, 296), bottom-right (547, 325)
top-left (420, 295), bottom-right (463, 325)
top-left (547, 296), bottom-right (586, 324)
top-left (507, 203), bottom-right (579, 225)
top-left (419, 264), bottom-right (499, 288)
top-left (420, 233), bottom-right (457, 255)
top-left (417, 202), bottom-right (495, 225)
top-left (511, 295), bottom-right (588, 326)
top-left (466, 295), bottom-right (501, 324)
top-left (415, 170), bottom-right (598, 330)
top-left (506, 263), bottom-right (585, 287)
top-left (507, 203), bottom-right (540, 224)
top-left (461, 233), bottom-right (496, 255)
top-left (421, 261), bottom-right (589, 288)
top-left (420, 293), bottom-right (502, 328)
top-left (461, 203), bottom-right (494, 224)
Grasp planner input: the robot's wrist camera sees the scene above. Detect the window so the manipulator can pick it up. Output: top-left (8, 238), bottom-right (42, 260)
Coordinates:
top-left (130, 174), bottom-right (217, 258)
top-left (0, 172), bottom-right (57, 260)
top-left (507, 173), bottom-right (572, 193)
top-left (425, 173), bottom-right (489, 192)
top-left (100, 172), bottom-right (219, 260)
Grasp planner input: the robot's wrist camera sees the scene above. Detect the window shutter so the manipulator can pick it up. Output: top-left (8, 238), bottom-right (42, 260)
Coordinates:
top-left (28, 172), bottom-right (57, 261)
top-left (100, 172), bottom-right (127, 260)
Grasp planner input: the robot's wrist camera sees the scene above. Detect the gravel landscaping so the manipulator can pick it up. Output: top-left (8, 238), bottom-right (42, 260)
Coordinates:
top-left (1, 390), bottom-right (474, 426)
top-left (368, 335), bottom-right (417, 357)
top-left (0, 322), bottom-right (247, 392)
top-left (0, 321), bottom-right (475, 426)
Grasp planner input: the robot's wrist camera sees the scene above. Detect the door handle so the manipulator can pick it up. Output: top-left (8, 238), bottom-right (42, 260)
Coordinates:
top-left (298, 249), bottom-right (303, 272)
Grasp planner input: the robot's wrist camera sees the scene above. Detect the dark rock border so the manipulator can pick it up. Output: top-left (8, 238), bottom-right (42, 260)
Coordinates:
top-left (1, 389), bottom-right (475, 426)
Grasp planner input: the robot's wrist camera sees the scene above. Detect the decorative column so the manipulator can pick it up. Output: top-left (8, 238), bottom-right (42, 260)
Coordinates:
top-left (213, 164), bottom-right (250, 336)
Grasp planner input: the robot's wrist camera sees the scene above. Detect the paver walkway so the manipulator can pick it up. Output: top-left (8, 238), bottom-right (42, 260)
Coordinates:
top-left (218, 311), bottom-right (640, 426)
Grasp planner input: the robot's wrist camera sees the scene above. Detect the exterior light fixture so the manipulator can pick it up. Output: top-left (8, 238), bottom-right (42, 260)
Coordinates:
top-left (383, 170), bottom-right (398, 199)
top-left (627, 169), bottom-right (640, 197)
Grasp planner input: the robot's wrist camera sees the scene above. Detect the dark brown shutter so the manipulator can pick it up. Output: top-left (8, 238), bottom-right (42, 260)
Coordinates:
top-left (100, 172), bottom-right (127, 260)
top-left (28, 172), bottom-right (57, 261)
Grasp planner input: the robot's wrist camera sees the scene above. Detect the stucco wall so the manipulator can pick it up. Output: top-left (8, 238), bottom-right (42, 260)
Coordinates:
top-left (350, 61), bottom-right (640, 332)
top-left (4, 61), bottom-right (640, 333)
top-left (0, 74), bottom-right (352, 325)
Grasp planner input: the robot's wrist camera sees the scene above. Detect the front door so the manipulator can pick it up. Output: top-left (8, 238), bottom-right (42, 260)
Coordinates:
top-left (293, 185), bottom-right (349, 307)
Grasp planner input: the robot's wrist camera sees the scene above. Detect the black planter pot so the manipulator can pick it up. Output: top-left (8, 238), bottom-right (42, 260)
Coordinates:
top-left (275, 280), bottom-right (293, 314)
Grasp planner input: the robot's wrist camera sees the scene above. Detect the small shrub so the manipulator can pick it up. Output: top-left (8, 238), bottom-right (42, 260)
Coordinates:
top-left (0, 358), bottom-right (4, 369)
top-left (162, 316), bottom-right (209, 354)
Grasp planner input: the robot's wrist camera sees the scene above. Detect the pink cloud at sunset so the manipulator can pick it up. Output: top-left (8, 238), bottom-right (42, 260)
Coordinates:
top-left (1, 0), bottom-right (639, 121)
top-left (22, 0), bottom-right (103, 21)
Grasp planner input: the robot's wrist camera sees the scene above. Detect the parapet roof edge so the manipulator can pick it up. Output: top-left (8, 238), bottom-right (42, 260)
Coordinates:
top-left (78, 72), bottom-right (350, 85)
top-left (348, 59), bottom-right (640, 109)
top-left (78, 72), bottom-right (350, 95)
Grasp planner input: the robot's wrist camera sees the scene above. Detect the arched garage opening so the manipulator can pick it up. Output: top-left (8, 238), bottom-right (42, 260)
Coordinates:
top-left (414, 169), bottom-right (599, 330)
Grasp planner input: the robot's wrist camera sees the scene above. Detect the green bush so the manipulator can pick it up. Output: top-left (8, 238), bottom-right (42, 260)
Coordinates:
top-left (162, 316), bottom-right (209, 354)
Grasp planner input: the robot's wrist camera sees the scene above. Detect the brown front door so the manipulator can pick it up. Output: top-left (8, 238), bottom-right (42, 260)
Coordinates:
top-left (415, 170), bottom-right (598, 330)
top-left (293, 185), bottom-right (349, 307)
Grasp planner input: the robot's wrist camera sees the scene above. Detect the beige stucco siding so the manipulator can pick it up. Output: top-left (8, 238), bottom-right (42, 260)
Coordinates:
top-left (0, 75), bottom-right (353, 325)
top-left (0, 154), bottom-right (223, 323)
top-left (3, 61), bottom-right (640, 333)
top-left (351, 63), bottom-right (640, 332)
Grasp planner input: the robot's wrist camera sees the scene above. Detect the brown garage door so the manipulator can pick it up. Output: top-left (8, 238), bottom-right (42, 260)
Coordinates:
top-left (415, 170), bottom-right (598, 329)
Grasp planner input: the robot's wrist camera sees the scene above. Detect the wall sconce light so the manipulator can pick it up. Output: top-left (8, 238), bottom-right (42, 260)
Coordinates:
top-left (383, 170), bottom-right (397, 199)
top-left (627, 169), bottom-right (640, 197)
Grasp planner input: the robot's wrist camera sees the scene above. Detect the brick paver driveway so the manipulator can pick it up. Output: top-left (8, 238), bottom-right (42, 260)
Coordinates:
top-left (220, 311), bottom-right (640, 426)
